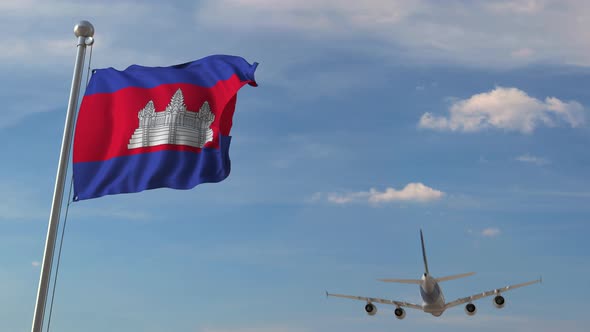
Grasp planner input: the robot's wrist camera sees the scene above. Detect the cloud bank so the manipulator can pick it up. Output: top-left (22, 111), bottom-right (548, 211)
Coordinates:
top-left (419, 87), bottom-right (585, 133)
top-left (197, 0), bottom-right (590, 67)
top-left (315, 182), bottom-right (445, 205)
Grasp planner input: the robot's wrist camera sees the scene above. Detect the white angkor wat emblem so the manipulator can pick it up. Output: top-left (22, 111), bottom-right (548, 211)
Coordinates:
top-left (127, 89), bottom-right (215, 149)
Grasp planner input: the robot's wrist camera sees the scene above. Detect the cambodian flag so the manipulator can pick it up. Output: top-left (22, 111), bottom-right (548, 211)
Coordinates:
top-left (73, 55), bottom-right (258, 201)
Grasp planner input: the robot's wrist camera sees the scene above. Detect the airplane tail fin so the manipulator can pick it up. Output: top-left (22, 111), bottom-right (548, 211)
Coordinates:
top-left (420, 229), bottom-right (430, 276)
top-left (378, 230), bottom-right (433, 284)
top-left (435, 272), bottom-right (476, 282)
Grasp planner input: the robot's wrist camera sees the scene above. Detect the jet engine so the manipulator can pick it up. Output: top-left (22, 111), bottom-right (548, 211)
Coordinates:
top-left (394, 307), bottom-right (406, 319)
top-left (365, 303), bottom-right (377, 316)
top-left (464, 303), bottom-right (477, 316)
top-left (493, 295), bottom-right (505, 309)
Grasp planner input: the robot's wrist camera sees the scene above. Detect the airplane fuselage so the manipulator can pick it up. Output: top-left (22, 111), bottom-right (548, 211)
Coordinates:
top-left (419, 274), bottom-right (445, 316)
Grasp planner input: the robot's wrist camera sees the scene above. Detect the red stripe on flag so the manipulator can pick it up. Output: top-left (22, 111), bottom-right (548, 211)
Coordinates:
top-left (74, 74), bottom-right (247, 163)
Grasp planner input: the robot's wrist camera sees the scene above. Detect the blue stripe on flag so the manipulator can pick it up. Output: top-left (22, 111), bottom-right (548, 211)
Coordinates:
top-left (85, 55), bottom-right (257, 95)
top-left (73, 135), bottom-right (232, 201)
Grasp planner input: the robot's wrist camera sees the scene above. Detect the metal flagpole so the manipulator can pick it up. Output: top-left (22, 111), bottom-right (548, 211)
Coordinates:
top-left (31, 21), bottom-right (94, 332)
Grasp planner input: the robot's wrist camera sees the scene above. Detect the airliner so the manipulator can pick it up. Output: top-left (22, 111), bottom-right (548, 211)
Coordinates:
top-left (326, 230), bottom-right (541, 319)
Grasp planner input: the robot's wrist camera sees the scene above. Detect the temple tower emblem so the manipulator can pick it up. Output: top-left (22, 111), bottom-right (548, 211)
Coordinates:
top-left (128, 89), bottom-right (215, 149)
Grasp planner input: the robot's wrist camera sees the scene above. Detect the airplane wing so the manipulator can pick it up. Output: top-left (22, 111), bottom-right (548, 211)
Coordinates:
top-left (377, 278), bottom-right (422, 284)
top-left (444, 278), bottom-right (541, 309)
top-left (326, 291), bottom-right (423, 310)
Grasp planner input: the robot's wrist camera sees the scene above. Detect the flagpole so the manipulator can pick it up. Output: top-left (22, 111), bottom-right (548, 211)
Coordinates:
top-left (31, 21), bottom-right (94, 332)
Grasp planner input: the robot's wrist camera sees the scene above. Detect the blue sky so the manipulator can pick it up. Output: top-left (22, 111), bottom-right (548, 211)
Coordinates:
top-left (1, 0), bottom-right (589, 331)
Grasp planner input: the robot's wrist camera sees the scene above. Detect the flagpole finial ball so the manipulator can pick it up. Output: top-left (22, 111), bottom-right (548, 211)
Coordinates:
top-left (74, 21), bottom-right (94, 38)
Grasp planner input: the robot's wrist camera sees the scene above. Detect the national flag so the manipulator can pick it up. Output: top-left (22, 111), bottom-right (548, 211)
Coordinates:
top-left (72, 55), bottom-right (258, 201)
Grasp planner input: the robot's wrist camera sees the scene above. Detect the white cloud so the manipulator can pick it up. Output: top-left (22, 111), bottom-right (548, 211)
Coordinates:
top-left (326, 192), bottom-right (367, 204)
top-left (31, 261), bottom-right (40, 267)
top-left (0, 1), bottom-right (165, 69)
top-left (0, 0), bottom-right (152, 18)
top-left (484, 0), bottom-right (546, 14)
top-left (3, 0), bottom-right (590, 70)
top-left (196, 0), bottom-right (590, 67)
top-left (318, 182), bottom-right (445, 205)
top-left (197, 0), bottom-right (425, 34)
top-left (419, 87), bottom-right (585, 133)
top-left (516, 153), bottom-right (550, 165)
top-left (482, 227), bottom-right (501, 237)
top-left (368, 183), bottom-right (445, 203)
